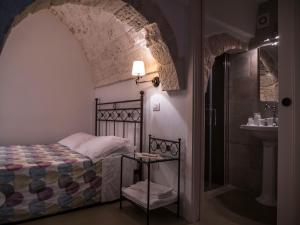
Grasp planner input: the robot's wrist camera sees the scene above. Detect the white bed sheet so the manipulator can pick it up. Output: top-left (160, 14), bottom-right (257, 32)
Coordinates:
top-left (101, 154), bottom-right (136, 202)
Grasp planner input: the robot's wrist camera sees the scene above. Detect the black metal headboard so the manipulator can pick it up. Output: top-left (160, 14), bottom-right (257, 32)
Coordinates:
top-left (95, 91), bottom-right (144, 152)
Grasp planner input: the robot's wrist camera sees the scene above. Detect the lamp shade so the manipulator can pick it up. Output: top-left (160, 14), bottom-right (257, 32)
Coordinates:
top-left (132, 61), bottom-right (146, 76)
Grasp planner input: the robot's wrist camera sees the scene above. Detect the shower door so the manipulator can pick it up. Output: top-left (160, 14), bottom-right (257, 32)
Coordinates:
top-left (204, 54), bottom-right (229, 191)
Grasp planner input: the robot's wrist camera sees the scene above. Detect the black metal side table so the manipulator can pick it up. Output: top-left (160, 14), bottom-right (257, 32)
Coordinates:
top-left (120, 135), bottom-right (181, 225)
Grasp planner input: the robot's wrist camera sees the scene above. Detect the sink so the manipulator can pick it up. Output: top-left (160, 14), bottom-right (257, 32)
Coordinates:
top-left (240, 125), bottom-right (278, 141)
top-left (240, 124), bottom-right (278, 207)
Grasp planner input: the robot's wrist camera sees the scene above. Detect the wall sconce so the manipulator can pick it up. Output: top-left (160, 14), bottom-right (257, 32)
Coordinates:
top-left (132, 60), bottom-right (160, 87)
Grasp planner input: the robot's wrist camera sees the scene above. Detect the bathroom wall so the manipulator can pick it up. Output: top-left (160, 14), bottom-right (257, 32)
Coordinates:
top-left (0, 10), bottom-right (94, 145)
top-left (205, 0), bottom-right (278, 195)
top-left (228, 49), bottom-right (263, 194)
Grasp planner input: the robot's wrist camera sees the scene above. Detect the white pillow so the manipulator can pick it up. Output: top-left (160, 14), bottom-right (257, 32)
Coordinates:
top-left (58, 132), bottom-right (96, 150)
top-left (75, 136), bottom-right (134, 162)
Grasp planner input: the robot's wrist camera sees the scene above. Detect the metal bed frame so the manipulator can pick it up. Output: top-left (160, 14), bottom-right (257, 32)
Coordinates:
top-left (95, 91), bottom-right (144, 152)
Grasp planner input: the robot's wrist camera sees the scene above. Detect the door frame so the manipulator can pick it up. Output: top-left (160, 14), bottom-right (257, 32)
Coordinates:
top-left (191, 0), bottom-right (299, 224)
top-left (277, 0), bottom-right (299, 224)
top-left (188, 0), bottom-right (204, 222)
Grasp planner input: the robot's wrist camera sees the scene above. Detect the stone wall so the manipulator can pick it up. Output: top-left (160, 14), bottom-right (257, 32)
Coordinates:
top-left (204, 33), bottom-right (247, 92)
top-left (0, 0), bottom-right (180, 91)
top-left (259, 47), bottom-right (279, 102)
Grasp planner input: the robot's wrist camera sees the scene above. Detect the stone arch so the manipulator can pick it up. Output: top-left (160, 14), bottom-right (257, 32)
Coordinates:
top-left (1, 0), bottom-right (179, 91)
top-left (135, 1), bottom-right (183, 88)
top-left (204, 33), bottom-right (247, 91)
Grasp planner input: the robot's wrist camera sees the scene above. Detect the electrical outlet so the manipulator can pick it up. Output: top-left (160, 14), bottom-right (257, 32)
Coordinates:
top-left (153, 102), bottom-right (160, 111)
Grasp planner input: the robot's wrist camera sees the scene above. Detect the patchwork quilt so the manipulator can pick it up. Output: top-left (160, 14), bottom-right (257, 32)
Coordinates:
top-left (0, 143), bottom-right (102, 224)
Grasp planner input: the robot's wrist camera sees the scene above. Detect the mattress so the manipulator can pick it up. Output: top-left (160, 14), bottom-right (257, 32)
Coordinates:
top-left (0, 143), bottom-right (133, 224)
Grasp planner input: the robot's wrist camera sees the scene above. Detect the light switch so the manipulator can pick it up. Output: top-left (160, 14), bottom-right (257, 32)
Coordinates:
top-left (153, 102), bottom-right (160, 111)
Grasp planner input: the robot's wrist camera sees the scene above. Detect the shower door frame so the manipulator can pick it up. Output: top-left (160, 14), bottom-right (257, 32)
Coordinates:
top-left (204, 54), bottom-right (230, 191)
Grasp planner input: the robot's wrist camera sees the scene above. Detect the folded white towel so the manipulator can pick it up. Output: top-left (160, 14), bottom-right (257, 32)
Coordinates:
top-left (128, 180), bottom-right (173, 199)
top-left (122, 187), bottom-right (177, 210)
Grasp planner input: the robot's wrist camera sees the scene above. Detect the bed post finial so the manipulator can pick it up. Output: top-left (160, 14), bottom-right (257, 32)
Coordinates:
top-left (140, 91), bottom-right (144, 97)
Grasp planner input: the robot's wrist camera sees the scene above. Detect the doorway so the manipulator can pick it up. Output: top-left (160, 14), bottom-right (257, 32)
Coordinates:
top-left (189, 0), bottom-right (299, 224)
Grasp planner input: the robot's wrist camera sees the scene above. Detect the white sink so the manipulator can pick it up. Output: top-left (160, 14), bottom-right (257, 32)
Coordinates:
top-left (240, 125), bottom-right (278, 141)
top-left (240, 124), bottom-right (278, 207)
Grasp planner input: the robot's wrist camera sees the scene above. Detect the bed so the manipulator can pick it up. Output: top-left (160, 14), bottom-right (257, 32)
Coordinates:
top-left (0, 91), bottom-right (144, 224)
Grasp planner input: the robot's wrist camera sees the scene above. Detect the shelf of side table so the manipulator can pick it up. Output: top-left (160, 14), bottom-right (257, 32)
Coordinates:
top-left (119, 135), bottom-right (181, 225)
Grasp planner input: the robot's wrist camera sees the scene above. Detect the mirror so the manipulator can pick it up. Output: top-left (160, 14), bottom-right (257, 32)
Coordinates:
top-left (258, 44), bottom-right (279, 102)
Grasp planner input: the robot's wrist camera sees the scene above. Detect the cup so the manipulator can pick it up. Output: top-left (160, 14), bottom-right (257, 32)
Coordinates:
top-left (259, 119), bottom-right (266, 126)
top-left (247, 117), bottom-right (254, 126)
top-left (276, 118), bottom-right (279, 126)
top-left (253, 113), bottom-right (261, 126)
top-left (266, 118), bottom-right (274, 126)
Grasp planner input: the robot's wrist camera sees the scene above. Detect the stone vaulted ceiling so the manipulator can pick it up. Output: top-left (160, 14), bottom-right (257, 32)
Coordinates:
top-left (5, 0), bottom-right (180, 91)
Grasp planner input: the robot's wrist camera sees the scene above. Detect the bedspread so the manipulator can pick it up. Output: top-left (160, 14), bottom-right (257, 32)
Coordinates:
top-left (0, 143), bottom-right (102, 223)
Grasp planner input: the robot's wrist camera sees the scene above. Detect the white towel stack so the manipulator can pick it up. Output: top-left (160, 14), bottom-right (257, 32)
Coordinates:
top-left (129, 180), bottom-right (173, 199)
top-left (122, 180), bottom-right (177, 210)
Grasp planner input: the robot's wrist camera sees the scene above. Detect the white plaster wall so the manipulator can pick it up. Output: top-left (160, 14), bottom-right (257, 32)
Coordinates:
top-left (152, 0), bottom-right (189, 57)
top-left (0, 10), bottom-right (94, 145)
top-left (152, 2), bottom-right (193, 219)
top-left (94, 80), bottom-right (190, 183)
top-left (205, 0), bottom-right (258, 41)
top-left (95, 74), bottom-right (192, 214)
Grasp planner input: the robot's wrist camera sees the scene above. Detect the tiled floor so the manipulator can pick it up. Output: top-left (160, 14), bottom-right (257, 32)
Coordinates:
top-left (19, 202), bottom-right (188, 225)
top-left (199, 187), bottom-right (276, 225)
top-left (18, 187), bottom-right (276, 225)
